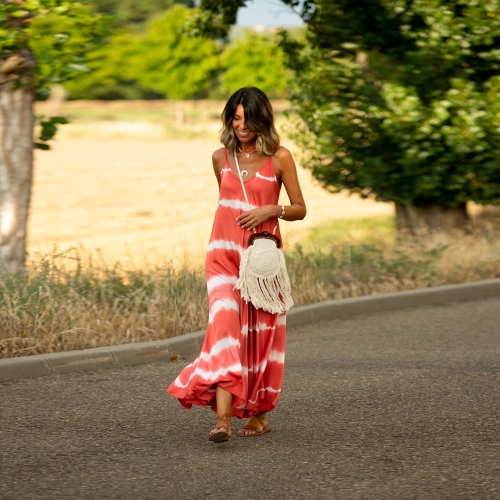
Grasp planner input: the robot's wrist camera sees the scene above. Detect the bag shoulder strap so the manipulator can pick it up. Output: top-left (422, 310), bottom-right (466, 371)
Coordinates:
top-left (233, 150), bottom-right (251, 209)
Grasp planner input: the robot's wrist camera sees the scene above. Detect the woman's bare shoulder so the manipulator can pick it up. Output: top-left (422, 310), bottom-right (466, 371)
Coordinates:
top-left (273, 146), bottom-right (294, 169)
top-left (273, 145), bottom-right (293, 161)
top-left (212, 147), bottom-right (225, 161)
top-left (212, 147), bottom-right (226, 169)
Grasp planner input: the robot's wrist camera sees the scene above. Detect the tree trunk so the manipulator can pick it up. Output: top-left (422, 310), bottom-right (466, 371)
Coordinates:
top-left (0, 86), bottom-right (34, 273)
top-left (395, 203), bottom-right (469, 234)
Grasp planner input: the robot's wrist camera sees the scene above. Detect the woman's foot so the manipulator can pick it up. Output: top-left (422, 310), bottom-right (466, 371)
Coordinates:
top-left (209, 414), bottom-right (232, 443)
top-left (237, 413), bottom-right (271, 437)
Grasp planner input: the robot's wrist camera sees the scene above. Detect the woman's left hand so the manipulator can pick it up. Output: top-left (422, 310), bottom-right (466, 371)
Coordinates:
top-left (237, 205), bottom-right (276, 231)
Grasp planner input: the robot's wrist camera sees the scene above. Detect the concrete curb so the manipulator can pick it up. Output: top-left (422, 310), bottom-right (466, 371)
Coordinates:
top-left (1, 278), bottom-right (500, 383)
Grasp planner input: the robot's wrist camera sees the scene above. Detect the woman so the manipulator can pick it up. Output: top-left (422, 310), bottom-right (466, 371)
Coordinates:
top-left (167, 87), bottom-right (306, 442)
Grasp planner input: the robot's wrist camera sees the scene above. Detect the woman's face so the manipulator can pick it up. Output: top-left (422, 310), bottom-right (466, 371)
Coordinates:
top-left (232, 104), bottom-right (257, 144)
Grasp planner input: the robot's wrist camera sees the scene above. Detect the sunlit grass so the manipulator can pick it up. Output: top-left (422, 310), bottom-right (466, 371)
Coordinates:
top-left (305, 216), bottom-right (395, 247)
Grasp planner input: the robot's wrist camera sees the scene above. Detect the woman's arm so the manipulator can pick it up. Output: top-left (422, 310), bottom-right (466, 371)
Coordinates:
top-left (212, 148), bottom-right (224, 190)
top-left (237, 147), bottom-right (306, 230)
top-left (273, 146), bottom-right (307, 221)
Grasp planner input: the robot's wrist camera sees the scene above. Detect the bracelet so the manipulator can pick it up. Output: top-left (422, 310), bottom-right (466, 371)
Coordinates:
top-left (278, 204), bottom-right (285, 219)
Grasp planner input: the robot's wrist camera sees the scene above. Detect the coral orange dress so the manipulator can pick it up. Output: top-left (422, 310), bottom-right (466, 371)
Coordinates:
top-left (167, 150), bottom-right (286, 418)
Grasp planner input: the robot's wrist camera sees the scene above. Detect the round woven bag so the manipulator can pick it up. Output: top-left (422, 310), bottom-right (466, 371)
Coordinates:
top-left (246, 238), bottom-right (281, 277)
top-left (235, 236), bottom-right (293, 314)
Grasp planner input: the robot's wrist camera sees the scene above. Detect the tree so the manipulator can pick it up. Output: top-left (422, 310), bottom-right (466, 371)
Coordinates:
top-left (196, 0), bottom-right (500, 232)
top-left (129, 4), bottom-right (221, 126)
top-left (62, 29), bottom-right (154, 100)
top-left (220, 30), bottom-right (289, 98)
top-left (64, 1), bottom-right (199, 100)
top-left (132, 5), bottom-right (220, 100)
top-left (0, 1), bottom-right (108, 273)
top-left (70, 7), bottom-right (295, 102)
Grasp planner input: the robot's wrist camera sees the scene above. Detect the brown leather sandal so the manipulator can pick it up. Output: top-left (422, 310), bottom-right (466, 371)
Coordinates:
top-left (209, 414), bottom-right (232, 443)
top-left (237, 414), bottom-right (271, 437)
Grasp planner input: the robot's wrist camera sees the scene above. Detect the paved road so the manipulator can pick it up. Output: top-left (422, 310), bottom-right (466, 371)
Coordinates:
top-left (1, 298), bottom-right (500, 500)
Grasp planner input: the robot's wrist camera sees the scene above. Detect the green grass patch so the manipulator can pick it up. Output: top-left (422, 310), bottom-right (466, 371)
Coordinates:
top-left (305, 216), bottom-right (395, 247)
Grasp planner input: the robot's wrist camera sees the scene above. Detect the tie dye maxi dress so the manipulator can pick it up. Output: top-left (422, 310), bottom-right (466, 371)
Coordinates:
top-left (167, 149), bottom-right (286, 419)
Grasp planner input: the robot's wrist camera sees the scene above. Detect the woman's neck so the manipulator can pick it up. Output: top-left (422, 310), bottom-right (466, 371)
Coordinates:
top-left (238, 141), bottom-right (257, 153)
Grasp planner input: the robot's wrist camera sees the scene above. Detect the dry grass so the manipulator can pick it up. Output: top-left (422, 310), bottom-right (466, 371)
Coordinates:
top-left (0, 250), bottom-right (208, 358)
top-left (290, 209), bottom-right (500, 304)
top-left (2, 211), bottom-right (499, 358)
top-left (289, 231), bottom-right (500, 306)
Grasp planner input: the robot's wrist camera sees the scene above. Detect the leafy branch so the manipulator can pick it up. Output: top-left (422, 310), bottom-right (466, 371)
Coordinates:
top-left (34, 116), bottom-right (69, 150)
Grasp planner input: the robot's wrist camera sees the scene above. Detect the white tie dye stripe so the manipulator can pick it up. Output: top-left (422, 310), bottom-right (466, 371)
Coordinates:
top-left (207, 240), bottom-right (244, 255)
top-left (199, 336), bottom-right (241, 360)
top-left (256, 172), bottom-right (277, 183)
top-left (241, 322), bottom-right (276, 336)
top-left (208, 299), bottom-right (239, 323)
top-left (173, 363), bottom-right (243, 389)
top-left (218, 199), bottom-right (258, 210)
top-left (207, 275), bottom-right (238, 293)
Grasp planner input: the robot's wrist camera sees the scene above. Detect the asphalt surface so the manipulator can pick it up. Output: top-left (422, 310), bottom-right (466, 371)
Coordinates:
top-left (1, 297), bottom-right (500, 500)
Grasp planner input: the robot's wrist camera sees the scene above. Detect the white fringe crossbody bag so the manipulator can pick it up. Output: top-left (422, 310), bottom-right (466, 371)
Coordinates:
top-left (233, 150), bottom-right (294, 315)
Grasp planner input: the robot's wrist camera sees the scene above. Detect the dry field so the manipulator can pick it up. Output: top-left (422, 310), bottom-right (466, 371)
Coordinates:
top-left (30, 99), bottom-right (393, 265)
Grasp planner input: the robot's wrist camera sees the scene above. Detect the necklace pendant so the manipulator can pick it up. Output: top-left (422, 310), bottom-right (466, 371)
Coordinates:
top-left (245, 153), bottom-right (250, 158)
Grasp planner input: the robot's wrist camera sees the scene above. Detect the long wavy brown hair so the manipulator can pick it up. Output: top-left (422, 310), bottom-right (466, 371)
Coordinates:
top-left (220, 87), bottom-right (281, 156)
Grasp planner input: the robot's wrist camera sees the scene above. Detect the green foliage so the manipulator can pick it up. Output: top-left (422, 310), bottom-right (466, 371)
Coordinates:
top-left (47, 2), bottom-right (199, 99)
top-left (1, 1), bottom-right (109, 89)
top-left (192, 0), bottom-right (314, 38)
top-left (84, 0), bottom-right (194, 25)
top-left (62, 28), bottom-right (155, 100)
top-left (132, 5), bottom-right (221, 99)
top-left (284, 0), bottom-right (500, 208)
top-left (35, 116), bottom-right (69, 150)
top-left (28, 8), bottom-right (110, 89)
top-left (220, 30), bottom-right (288, 98)
top-left (65, 18), bottom-right (291, 101)
top-left (190, 0), bottom-right (248, 39)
